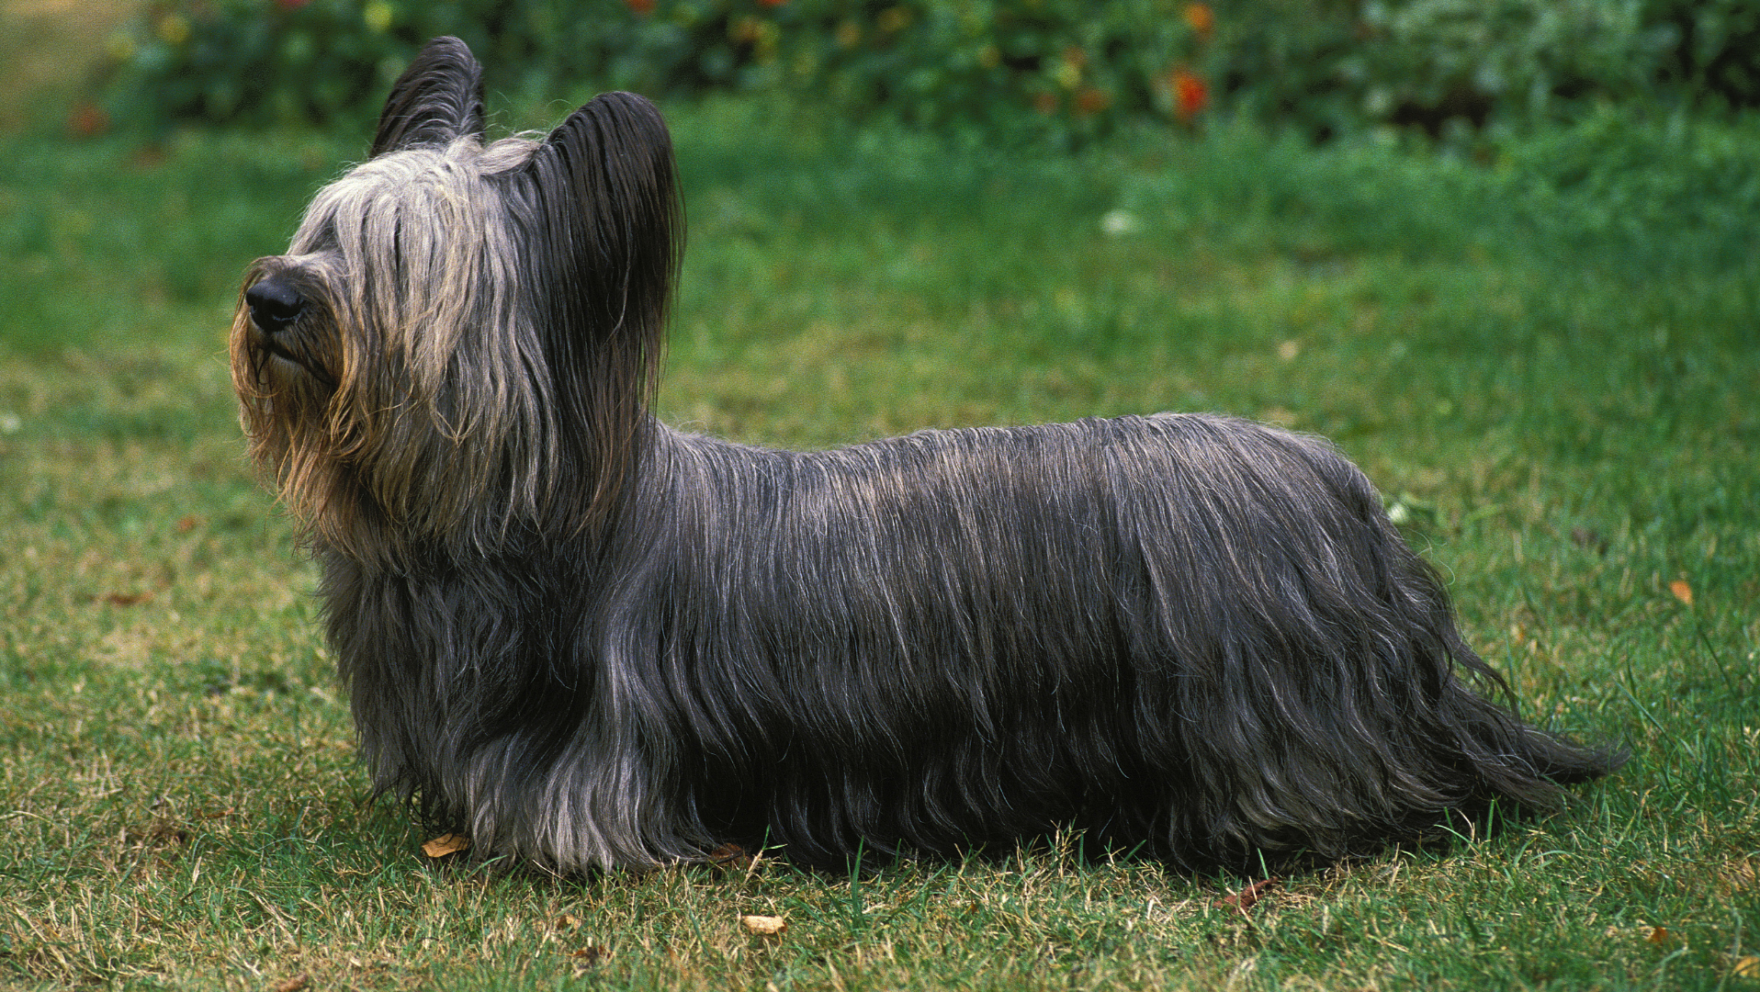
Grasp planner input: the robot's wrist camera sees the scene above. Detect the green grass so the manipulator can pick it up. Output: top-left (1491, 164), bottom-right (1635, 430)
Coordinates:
top-left (2, 100), bottom-right (1758, 990)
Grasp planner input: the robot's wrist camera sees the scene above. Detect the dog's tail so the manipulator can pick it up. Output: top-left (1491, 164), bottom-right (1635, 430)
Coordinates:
top-left (1358, 472), bottom-right (1629, 815)
top-left (1295, 424), bottom-right (1631, 836)
top-left (1426, 631), bottom-right (1628, 801)
top-left (1134, 415), bottom-right (1627, 864)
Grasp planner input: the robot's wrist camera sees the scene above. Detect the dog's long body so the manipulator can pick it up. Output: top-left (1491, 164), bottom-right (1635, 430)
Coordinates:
top-left (234, 37), bottom-right (1619, 873)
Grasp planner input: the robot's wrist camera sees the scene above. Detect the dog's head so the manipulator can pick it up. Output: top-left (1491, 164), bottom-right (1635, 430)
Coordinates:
top-left (231, 37), bottom-right (682, 565)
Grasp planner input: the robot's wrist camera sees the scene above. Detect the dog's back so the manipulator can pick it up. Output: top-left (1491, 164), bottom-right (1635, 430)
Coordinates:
top-left (544, 413), bottom-right (1619, 869)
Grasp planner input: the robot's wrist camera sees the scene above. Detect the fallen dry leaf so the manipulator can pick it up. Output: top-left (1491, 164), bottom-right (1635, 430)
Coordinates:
top-left (1733, 956), bottom-right (1760, 979)
top-left (740, 914), bottom-right (787, 935)
top-left (1670, 580), bottom-right (1694, 606)
top-left (102, 591), bottom-right (154, 607)
top-left (421, 833), bottom-right (471, 858)
top-left (1646, 925), bottom-right (1672, 946)
top-left (272, 975), bottom-right (310, 992)
top-left (1217, 878), bottom-right (1279, 916)
top-left (709, 842), bottom-right (754, 871)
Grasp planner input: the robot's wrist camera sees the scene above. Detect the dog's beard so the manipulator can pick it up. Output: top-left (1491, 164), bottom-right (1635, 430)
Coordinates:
top-left (228, 285), bottom-right (354, 549)
top-left (253, 325), bottom-right (336, 388)
top-left (235, 319), bottom-right (338, 408)
top-left (231, 258), bottom-right (342, 394)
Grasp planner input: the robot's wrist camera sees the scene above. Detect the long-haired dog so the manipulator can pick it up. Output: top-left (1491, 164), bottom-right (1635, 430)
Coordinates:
top-left (232, 37), bottom-right (1620, 873)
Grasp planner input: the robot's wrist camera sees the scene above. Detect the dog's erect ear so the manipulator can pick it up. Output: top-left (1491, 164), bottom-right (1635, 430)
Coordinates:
top-left (506, 91), bottom-right (683, 536)
top-left (371, 36), bottom-right (486, 156)
top-left (517, 91), bottom-right (684, 346)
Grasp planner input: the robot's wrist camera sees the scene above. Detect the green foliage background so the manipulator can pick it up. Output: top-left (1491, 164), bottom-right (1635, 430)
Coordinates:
top-left (103, 0), bottom-right (1211, 145)
top-left (101, 0), bottom-right (1760, 146)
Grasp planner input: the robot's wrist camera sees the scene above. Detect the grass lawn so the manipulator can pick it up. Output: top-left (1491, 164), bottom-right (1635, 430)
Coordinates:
top-left (1, 92), bottom-right (1757, 989)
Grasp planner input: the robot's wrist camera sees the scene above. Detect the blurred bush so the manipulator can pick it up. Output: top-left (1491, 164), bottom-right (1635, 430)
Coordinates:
top-left (99, 0), bottom-right (1760, 144)
top-left (102, 0), bottom-right (1210, 145)
top-left (1217, 0), bottom-right (1758, 142)
top-left (102, 0), bottom-right (665, 129)
top-left (758, 0), bottom-right (1211, 145)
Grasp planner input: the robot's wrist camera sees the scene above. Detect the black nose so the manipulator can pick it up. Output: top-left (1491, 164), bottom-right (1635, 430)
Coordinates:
top-left (246, 277), bottom-right (304, 333)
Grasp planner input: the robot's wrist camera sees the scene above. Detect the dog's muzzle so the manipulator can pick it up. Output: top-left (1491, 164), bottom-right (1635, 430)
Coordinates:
top-left (243, 275), bottom-right (336, 386)
top-left (246, 276), bottom-right (305, 335)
